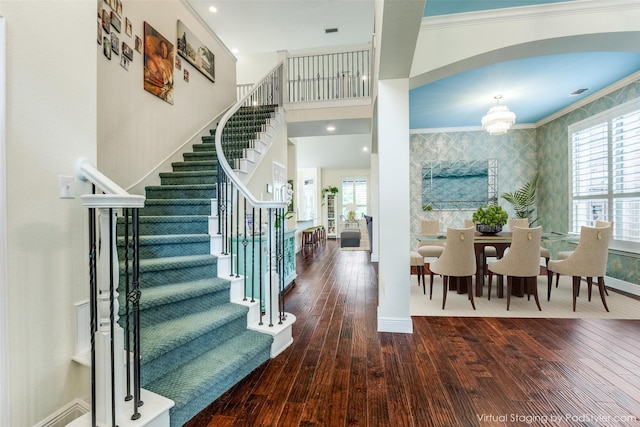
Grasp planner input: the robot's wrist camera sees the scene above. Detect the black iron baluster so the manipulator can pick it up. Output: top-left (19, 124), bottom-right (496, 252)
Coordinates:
top-left (123, 208), bottom-right (133, 403)
top-left (236, 189), bottom-right (240, 278)
top-left (258, 208), bottom-right (263, 325)
top-left (108, 209), bottom-right (116, 427)
top-left (250, 206), bottom-right (256, 303)
top-left (88, 203), bottom-right (97, 427)
top-left (131, 207), bottom-right (143, 419)
top-left (268, 208), bottom-right (274, 327)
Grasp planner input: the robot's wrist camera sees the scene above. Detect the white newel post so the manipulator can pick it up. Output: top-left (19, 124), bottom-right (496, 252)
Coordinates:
top-left (94, 206), bottom-right (125, 426)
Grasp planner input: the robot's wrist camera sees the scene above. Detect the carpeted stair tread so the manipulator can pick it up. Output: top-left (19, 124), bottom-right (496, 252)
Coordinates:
top-left (145, 198), bottom-right (212, 205)
top-left (171, 160), bottom-right (217, 169)
top-left (137, 278), bottom-right (230, 311)
top-left (159, 170), bottom-right (216, 178)
top-left (133, 215), bottom-right (210, 227)
top-left (122, 215), bottom-right (209, 235)
top-left (140, 302), bottom-right (249, 365)
top-left (141, 200), bottom-right (212, 216)
top-left (137, 254), bottom-right (217, 272)
top-left (117, 233), bottom-right (210, 259)
top-left (145, 330), bottom-right (273, 416)
top-left (137, 234), bottom-right (209, 245)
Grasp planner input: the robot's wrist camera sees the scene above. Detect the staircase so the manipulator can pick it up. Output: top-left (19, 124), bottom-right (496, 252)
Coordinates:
top-left (117, 105), bottom-right (280, 426)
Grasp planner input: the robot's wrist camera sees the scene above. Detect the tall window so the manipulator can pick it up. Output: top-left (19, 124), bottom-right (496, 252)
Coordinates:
top-left (569, 98), bottom-right (640, 247)
top-left (341, 177), bottom-right (367, 219)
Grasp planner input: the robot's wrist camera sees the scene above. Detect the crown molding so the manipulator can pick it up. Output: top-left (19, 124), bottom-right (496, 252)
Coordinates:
top-left (422, 0), bottom-right (640, 30)
top-left (536, 69), bottom-right (640, 126)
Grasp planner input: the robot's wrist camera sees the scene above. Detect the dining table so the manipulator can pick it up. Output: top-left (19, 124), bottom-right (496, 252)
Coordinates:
top-left (417, 230), bottom-right (566, 299)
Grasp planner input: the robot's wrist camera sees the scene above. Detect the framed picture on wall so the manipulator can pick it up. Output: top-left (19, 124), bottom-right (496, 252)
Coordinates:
top-left (101, 9), bottom-right (110, 34)
top-left (125, 17), bottom-right (132, 37)
top-left (143, 22), bottom-right (174, 104)
top-left (103, 36), bottom-right (111, 60)
top-left (177, 20), bottom-right (215, 83)
top-left (110, 11), bottom-right (121, 33)
top-left (122, 42), bottom-right (133, 60)
top-left (135, 35), bottom-right (142, 53)
top-left (111, 33), bottom-right (119, 55)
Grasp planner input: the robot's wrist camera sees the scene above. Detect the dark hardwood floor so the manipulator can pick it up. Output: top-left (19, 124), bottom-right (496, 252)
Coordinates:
top-left (185, 240), bottom-right (640, 427)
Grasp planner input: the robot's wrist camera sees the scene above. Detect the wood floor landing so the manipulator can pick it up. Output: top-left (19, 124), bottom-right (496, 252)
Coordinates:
top-left (185, 240), bottom-right (640, 427)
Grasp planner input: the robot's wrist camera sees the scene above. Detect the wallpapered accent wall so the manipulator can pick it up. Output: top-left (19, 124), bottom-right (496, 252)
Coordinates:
top-left (537, 80), bottom-right (640, 285)
top-left (411, 79), bottom-right (640, 287)
top-left (410, 128), bottom-right (537, 248)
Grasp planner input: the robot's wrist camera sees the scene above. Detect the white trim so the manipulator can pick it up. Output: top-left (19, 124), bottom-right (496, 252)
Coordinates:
top-left (537, 71), bottom-right (640, 127)
top-left (33, 399), bottom-right (90, 427)
top-left (377, 316), bottom-right (413, 334)
top-left (605, 276), bottom-right (640, 297)
top-left (410, 123), bottom-right (535, 134)
top-left (0, 16), bottom-right (10, 427)
top-left (422, 0), bottom-right (640, 30)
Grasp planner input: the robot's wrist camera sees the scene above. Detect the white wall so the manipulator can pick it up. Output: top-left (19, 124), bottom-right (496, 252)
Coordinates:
top-left (0, 1), bottom-right (96, 425)
top-left (235, 52), bottom-right (279, 85)
top-left (97, 0), bottom-right (237, 190)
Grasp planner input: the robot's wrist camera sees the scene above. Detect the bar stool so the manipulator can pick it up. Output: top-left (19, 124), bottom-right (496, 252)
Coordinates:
top-left (302, 229), bottom-right (315, 254)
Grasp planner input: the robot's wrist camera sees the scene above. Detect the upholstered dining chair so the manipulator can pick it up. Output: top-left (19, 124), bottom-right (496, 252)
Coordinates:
top-left (546, 224), bottom-right (612, 312)
top-left (429, 226), bottom-right (476, 310)
top-left (418, 219), bottom-right (445, 298)
top-left (507, 218), bottom-right (551, 273)
top-left (553, 220), bottom-right (612, 295)
top-left (487, 226), bottom-right (543, 310)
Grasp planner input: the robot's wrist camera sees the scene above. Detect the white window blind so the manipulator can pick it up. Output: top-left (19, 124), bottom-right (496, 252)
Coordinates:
top-left (341, 177), bottom-right (367, 219)
top-left (569, 99), bottom-right (640, 247)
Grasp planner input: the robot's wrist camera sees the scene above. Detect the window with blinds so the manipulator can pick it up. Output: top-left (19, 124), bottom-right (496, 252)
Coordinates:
top-left (341, 177), bottom-right (368, 219)
top-left (569, 99), bottom-right (640, 247)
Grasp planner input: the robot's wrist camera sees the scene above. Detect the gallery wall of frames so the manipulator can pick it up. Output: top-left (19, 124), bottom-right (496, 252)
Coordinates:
top-left (97, 0), bottom-right (216, 105)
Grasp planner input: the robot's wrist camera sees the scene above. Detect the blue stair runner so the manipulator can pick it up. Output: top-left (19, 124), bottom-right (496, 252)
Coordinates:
top-left (117, 106), bottom-right (278, 426)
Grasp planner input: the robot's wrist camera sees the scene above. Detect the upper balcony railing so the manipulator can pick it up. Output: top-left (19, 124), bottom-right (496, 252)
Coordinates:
top-left (237, 48), bottom-right (372, 105)
top-left (287, 49), bottom-right (371, 103)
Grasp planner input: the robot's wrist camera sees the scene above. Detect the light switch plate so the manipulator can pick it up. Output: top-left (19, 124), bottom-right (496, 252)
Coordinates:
top-left (59, 175), bottom-right (75, 199)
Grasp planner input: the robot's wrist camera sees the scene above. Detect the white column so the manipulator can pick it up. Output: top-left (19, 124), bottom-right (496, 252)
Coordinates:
top-left (376, 79), bottom-right (412, 334)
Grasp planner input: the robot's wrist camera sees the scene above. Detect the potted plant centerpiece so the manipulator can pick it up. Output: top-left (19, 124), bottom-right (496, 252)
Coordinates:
top-left (472, 205), bottom-right (508, 235)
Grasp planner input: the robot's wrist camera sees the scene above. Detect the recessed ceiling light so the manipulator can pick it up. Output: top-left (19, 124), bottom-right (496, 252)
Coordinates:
top-left (231, 48), bottom-right (239, 54)
top-left (209, 6), bottom-right (218, 13)
top-left (362, 147), bottom-right (368, 152)
top-left (570, 88), bottom-right (589, 96)
top-left (326, 124), bottom-right (335, 131)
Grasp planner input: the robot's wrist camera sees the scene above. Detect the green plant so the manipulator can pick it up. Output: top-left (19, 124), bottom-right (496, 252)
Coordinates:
top-left (501, 172), bottom-right (539, 226)
top-left (472, 205), bottom-right (508, 227)
top-left (274, 210), bottom-right (294, 228)
top-left (321, 186), bottom-right (339, 199)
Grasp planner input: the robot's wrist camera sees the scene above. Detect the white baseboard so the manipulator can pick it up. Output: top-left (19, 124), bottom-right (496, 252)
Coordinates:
top-left (605, 276), bottom-right (640, 297)
top-left (33, 398), bottom-right (90, 427)
top-left (377, 315), bottom-right (413, 333)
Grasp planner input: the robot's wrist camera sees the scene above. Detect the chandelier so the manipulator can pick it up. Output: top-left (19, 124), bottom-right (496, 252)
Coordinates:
top-left (481, 95), bottom-right (516, 135)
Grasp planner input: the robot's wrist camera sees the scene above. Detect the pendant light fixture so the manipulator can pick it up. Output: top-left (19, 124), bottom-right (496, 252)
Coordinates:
top-left (481, 95), bottom-right (516, 135)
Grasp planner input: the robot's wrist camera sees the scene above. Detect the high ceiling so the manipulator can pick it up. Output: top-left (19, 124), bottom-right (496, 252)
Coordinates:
top-left (186, 0), bottom-right (640, 166)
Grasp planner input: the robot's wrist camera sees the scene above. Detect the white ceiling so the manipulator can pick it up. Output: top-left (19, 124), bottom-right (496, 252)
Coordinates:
top-left (186, 0), bottom-right (375, 56)
top-left (186, 0), bottom-right (640, 168)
